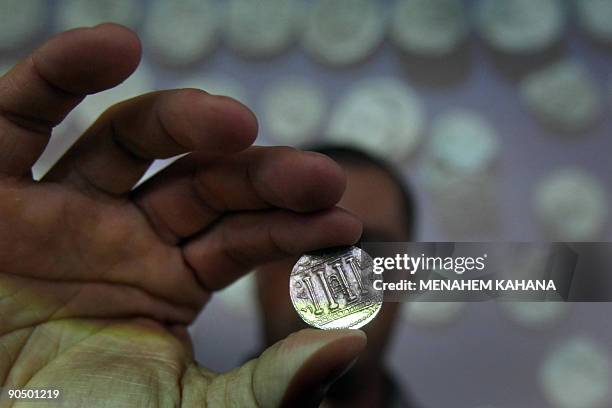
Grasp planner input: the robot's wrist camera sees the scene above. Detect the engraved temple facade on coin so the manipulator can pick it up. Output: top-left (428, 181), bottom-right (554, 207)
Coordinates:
top-left (290, 246), bottom-right (383, 330)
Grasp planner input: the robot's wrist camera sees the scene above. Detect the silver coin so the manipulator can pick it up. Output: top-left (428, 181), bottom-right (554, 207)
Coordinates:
top-left (476, 0), bottom-right (565, 54)
top-left (302, 0), bottom-right (385, 66)
top-left (262, 76), bottom-right (326, 145)
top-left (533, 167), bottom-right (609, 241)
top-left (576, 0), bottom-right (612, 46)
top-left (390, 0), bottom-right (469, 57)
top-left (56, 0), bottom-right (141, 31)
top-left (289, 246), bottom-right (382, 330)
top-left (224, 0), bottom-right (300, 58)
top-left (142, 0), bottom-right (219, 67)
top-left (326, 77), bottom-right (424, 161)
top-left (520, 60), bottom-right (602, 133)
top-left (428, 109), bottom-right (500, 176)
top-left (540, 337), bottom-right (611, 408)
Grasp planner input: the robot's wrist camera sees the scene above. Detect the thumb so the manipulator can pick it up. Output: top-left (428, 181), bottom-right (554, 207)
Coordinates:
top-left (183, 329), bottom-right (367, 407)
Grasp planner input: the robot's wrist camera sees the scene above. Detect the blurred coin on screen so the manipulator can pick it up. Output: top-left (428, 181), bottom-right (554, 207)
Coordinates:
top-left (224, 0), bottom-right (300, 58)
top-left (419, 110), bottom-right (501, 239)
top-left (302, 0), bottom-right (385, 66)
top-left (576, 0), bottom-right (612, 46)
top-left (0, 0), bottom-right (46, 51)
top-left (428, 109), bottom-right (500, 176)
top-left (476, 0), bottom-right (565, 54)
top-left (143, 0), bottom-right (219, 67)
top-left (327, 77), bottom-right (424, 161)
top-left (533, 167), bottom-right (609, 241)
top-left (540, 337), bottom-right (611, 408)
top-left (390, 0), bottom-right (469, 57)
top-left (499, 301), bottom-right (569, 330)
top-left (421, 109), bottom-right (500, 191)
top-left (56, 0), bottom-right (141, 30)
top-left (520, 60), bottom-right (602, 133)
top-left (402, 298), bottom-right (466, 328)
top-left (262, 77), bottom-right (326, 145)
top-left (175, 73), bottom-right (249, 105)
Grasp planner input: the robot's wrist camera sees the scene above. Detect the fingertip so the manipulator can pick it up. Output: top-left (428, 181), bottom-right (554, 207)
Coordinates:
top-left (302, 151), bottom-right (348, 208)
top-left (270, 149), bottom-right (347, 212)
top-left (210, 95), bottom-right (259, 151)
top-left (275, 328), bottom-right (367, 407)
top-left (178, 91), bottom-right (258, 153)
top-left (35, 23), bottom-right (142, 94)
top-left (323, 207), bottom-right (363, 246)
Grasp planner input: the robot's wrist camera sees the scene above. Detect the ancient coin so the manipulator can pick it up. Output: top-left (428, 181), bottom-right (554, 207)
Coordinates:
top-left (533, 167), bottom-right (609, 241)
top-left (576, 0), bottom-right (612, 46)
top-left (519, 60), bottom-right (602, 133)
top-left (390, 0), bottom-right (469, 57)
top-left (326, 77), bottom-right (424, 161)
top-left (290, 246), bottom-right (383, 330)
top-left (476, 0), bottom-right (565, 54)
top-left (56, 0), bottom-right (141, 30)
top-left (142, 0), bottom-right (219, 67)
top-left (224, 0), bottom-right (299, 58)
top-left (540, 337), bottom-right (611, 408)
top-left (262, 76), bottom-right (326, 145)
top-left (302, 0), bottom-right (385, 66)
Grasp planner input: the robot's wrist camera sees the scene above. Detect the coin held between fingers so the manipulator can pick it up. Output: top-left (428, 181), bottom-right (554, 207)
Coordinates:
top-left (290, 246), bottom-right (382, 330)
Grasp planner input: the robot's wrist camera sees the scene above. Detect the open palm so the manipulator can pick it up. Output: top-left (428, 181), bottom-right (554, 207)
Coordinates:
top-left (0, 24), bottom-right (365, 407)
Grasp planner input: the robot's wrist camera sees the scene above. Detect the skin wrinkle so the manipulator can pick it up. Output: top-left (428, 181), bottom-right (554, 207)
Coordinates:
top-left (0, 272), bottom-right (199, 328)
top-left (52, 190), bottom-right (207, 310)
top-left (248, 149), bottom-right (287, 210)
top-left (180, 365), bottom-right (204, 408)
top-left (136, 159), bottom-right (224, 247)
top-left (137, 193), bottom-right (182, 245)
top-left (249, 358), bottom-right (264, 408)
top-left (5, 326), bottom-right (50, 393)
top-left (154, 93), bottom-right (196, 156)
top-left (0, 328), bottom-right (33, 385)
top-left (0, 277), bottom-right (58, 335)
top-left (30, 54), bottom-right (82, 100)
top-left (9, 320), bottom-right (113, 395)
top-left (109, 119), bottom-right (155, 163)
top-left (267, 221), bottom-right (294, 259)
top-left (0, 117), bottom-right (25, 176)
top-left (0, 55), bottom-right (74, 131)
top-left (0, 110), bottom-right (52, 137)
top-left (192, 164), bottom-right (232, 213)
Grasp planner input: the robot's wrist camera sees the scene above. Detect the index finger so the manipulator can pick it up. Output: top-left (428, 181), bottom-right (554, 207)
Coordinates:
top-left (0, 23), bottom-right (141, 177)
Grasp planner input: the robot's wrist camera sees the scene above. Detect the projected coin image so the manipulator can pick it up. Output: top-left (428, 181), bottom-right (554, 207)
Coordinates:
top-left (290, 246), bottom-right (383, 330)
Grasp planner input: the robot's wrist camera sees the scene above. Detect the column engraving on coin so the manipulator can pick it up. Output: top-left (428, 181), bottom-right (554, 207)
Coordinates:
top-left (290, 246), bottom-right (383, 329)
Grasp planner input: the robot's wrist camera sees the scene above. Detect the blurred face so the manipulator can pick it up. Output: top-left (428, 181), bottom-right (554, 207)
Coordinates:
top-left (256, 162), bottom-right (411, 368)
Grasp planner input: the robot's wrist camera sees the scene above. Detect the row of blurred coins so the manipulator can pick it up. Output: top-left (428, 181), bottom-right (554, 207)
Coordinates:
top-left (2, 0), bottom-right (612, 66)
top-left (0, 54), bottom-right (609, 242)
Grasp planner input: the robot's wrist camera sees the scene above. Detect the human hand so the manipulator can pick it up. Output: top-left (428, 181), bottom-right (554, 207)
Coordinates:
top-left (0, 24), bottom-right (365, 407)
